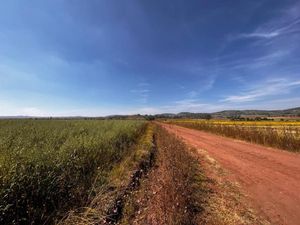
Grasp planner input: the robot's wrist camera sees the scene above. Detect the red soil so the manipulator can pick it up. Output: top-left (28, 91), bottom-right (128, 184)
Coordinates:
top-left (161, 123), bottom-right (300, 225)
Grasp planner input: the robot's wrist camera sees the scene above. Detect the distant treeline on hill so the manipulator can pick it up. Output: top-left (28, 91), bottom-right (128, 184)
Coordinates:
top-left (148, 112), bottom-right (212, 120)
top-left (211, 107), bottom-right (300, 118)
top-left (144, 107), bottom-right (300, 120)
top-left (1, 107), bottom-right (300, 120)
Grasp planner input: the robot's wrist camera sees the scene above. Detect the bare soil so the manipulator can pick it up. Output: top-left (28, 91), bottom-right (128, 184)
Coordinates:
top-left (161, 123), bottom-right (300, 225)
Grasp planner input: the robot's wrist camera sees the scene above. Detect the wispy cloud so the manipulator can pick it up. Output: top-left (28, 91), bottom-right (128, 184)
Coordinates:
top-left (217, 3), bottom-right (300, 76)
top-left (216, 50), bottom-right (291, 71)
top-left (130, 82), bottom-right (150, 104)
top-left (236, 20), bottom-right (300, 39)
top-left (186, 90), bottom-right (198, 98)
top-left (235, 3), bottom-right (300, 40)
top-left (237, 32), bottom-right (280, 39)
top-left (21, 107), bottom-right (46, 117)
top-left (155, 99), bottom-right (225, 113)
top-left (222, 78), bottom-right (300, 103)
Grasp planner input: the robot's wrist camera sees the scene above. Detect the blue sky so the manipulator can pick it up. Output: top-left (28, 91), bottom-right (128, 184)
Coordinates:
top-left (0, 0), bottom-right (300, 116)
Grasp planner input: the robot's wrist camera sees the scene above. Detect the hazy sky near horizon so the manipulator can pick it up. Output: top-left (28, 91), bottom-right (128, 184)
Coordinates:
top-left (1, 0), bottom-right (300, 116)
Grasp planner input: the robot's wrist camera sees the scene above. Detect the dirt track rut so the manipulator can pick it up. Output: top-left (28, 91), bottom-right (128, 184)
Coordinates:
top-left (161, 123), bottom-right (300, 225)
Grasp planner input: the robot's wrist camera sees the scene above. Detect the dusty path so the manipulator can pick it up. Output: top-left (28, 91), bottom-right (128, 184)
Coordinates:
top-left (161, 123), bottom-right (300, 225)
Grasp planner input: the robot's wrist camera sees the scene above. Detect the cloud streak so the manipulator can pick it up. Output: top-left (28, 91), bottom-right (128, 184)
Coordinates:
top-left (235, 3), bottom-right (300, 40)
top-left (222, 78), bottom-right (300, 103)
top-left (130, 82), bottom-right (150, 104)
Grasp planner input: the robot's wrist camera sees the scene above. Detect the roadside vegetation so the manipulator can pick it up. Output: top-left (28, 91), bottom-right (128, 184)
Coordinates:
top-left (120, 126), bottom-right (202, 225)
top-left (188, 145), bottom-right (269, 225)
top-left (60, 123), bottom-right (155, 225)
top-left (166, 119), bottom-right (300, 152)
top-left (0, 119), bottom-right (146, 225)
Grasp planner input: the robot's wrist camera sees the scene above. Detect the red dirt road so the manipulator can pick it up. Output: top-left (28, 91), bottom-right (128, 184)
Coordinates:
top-left (161, 123), bottom-right (300, 225)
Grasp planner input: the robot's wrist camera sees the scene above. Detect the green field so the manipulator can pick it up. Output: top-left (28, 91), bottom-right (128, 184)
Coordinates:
top-left (0, 119), bottom-right (146, 224)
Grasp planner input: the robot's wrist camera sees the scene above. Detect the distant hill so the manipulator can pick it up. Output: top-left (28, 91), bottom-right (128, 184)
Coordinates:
top-left (152, 107), bottom-right (300, 119)
top-left (153, 112), bottom-right (212, 119)
top-left (1, 107), bottom-right (300, 120)
top-left (0, 116), bottom-right (31, 119)
top-left (211, 107), bottom-right (300, 118)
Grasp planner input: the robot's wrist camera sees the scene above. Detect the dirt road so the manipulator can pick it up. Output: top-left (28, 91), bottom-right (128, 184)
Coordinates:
top-left (161, 123), bottom-right (300, 225)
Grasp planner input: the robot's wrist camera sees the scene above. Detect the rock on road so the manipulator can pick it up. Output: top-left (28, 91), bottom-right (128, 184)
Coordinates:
top-left (161, 123), bottom-right (300, 225)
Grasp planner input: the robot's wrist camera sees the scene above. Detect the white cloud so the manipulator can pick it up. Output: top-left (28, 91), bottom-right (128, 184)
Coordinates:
top-left (153, 99), bottom-right (224, 114)
top-left (235, 3), bottom-right (300, 41)
top-left (1, 93), bottom-right (300, 117)
top-left (237, 32), bottom-right (280, 39)
top-left (21, 107), bottom-right (46, 117)
top-left (130, 82), bottom-right (150, 104)
top-left (187, 90), bottom-right (198, 98)
top-left (222, 78), bottom-right (300, 103)
top-left (216, 50), bottom-right (291, 71)
top-left (137, 82), bottom-right (150, 87)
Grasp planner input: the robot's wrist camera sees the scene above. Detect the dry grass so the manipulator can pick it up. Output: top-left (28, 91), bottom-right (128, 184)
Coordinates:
top-left (189, 147), bottom-right (270, 225)
top-left (168, 119), bottom-right (300, 127)
top-left (122, 125), bottom-right (201, 225)
top-left (167, 120), bottom-right (300, 152)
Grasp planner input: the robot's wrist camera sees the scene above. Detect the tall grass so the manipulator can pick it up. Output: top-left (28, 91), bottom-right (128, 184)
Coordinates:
top-left (0, 120), bottom-right (146, 225)
top-left (60, 123), bottom-right (155, 225)
top-left (167, 120), bottom-right (300, 152)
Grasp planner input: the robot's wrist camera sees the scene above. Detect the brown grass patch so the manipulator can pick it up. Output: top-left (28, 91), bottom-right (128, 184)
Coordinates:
top-left (121, 126), bottom-right (201, 225)
top-left (188, 147), bottom-right (270, 225)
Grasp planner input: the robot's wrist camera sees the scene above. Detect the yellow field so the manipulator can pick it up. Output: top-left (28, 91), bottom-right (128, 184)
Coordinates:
top-left (166, 119), bottom-right (300, 127)
top-left (165, 119), bottom-right (300, 152)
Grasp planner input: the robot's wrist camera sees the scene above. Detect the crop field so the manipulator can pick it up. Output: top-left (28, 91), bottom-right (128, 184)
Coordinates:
top-left (0, 119), bottom-right (146, 224)
top-left (1, 118), bottom-right (300, 225)
top-left (165, 119), bottom-right (300, 152)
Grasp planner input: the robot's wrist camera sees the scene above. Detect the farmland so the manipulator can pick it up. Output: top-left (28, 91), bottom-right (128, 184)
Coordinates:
top-left (0, 119), bottom-right (146, 224)
top-left (1, 118), bottom-right (300, 225)
top-left (161, 122), bottom-right (300, 225)
top-left (165, 119), bottom-right (300, 152)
